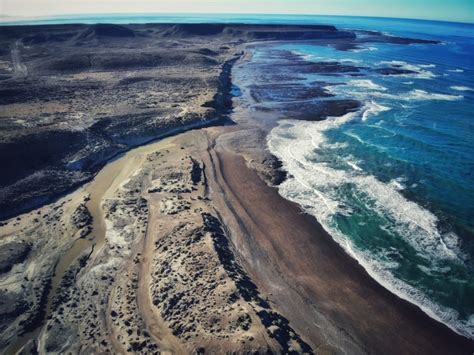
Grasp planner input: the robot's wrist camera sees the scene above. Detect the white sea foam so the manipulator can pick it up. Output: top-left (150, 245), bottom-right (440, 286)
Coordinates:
top-left (389, 178), bottom-right (406, 191)
top-left (268, 107), bottom-right (461, 260)
top-left (417, 264), bottom-right (451, 275)
top-left (362, 100), bottom-right (391, 120)
top-left (330, 84), bottom-right (463, 102)
top-left (408, 89), bottom-right (463, 101)
top-left (301, 54), bottom-right (315, 61)
top-left (381, 60), bottom-right (406, 66)
top-left (352, 46), bottom-right (378, 52)
top-left (266, 104), bottom-right (472, 338)
top-left (378, 60), bottom-right (437, 79)
top-left (347, 79), bottom-right (387, 91)
top-left (448, 68), bottom-right (464, 73)
top-left (348, 245), bottom-right (473, 339)
top-left (296, 53), bottom-right (363, 66)
top-left (324, 142), bottom-right (349, 149)
top-left (340, 58), bottom-right (362, 64)
top-left (290, 50), bottom-right (332, 63)
top-left (451, 85), bottom-right (473, 92)
top-left (347, 161), bottom-right (362, 171)
top-left (289, 50), bottom-right (313, 61)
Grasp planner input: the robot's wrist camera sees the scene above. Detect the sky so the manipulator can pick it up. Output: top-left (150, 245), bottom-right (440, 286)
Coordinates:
top-left (1, 0), bottom-right (473, 23)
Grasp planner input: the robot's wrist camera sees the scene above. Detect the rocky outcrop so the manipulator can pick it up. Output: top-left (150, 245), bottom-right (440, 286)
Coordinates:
top-left (0, 241), bottom-right (31, 274)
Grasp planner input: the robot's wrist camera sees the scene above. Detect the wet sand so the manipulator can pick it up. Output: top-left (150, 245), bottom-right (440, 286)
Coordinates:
top-left (204, 133), bottom-right (474, 354)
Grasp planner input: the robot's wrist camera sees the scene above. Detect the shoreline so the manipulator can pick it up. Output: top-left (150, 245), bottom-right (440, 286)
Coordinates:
top-left (267, 108), bottom-right (473, 341)
top-left (207, 139), bottom-right (474, 353)
top-left (228, 40), bottom-right (474, 346)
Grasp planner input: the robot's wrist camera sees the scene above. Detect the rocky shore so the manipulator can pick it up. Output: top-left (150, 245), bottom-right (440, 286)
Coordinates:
top-left (0, 23), bottom-right (438, 219)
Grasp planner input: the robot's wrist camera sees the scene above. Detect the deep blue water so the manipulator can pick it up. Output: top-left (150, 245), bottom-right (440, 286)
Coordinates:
top-left (3, 13), bottom-right (473, 338)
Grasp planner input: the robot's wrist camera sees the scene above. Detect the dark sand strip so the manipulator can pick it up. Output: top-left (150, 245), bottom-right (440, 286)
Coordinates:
top-left (204, 138), bottom-right (474, 354)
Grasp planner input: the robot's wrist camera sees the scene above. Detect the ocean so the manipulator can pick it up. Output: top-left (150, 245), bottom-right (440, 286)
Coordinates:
top-left (261, 18), bottom-right (474, 339)
top-left (3, 13), bottom-right (473, 339)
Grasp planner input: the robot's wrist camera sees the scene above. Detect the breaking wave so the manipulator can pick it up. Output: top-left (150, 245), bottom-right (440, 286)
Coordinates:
top-left (378, 60), bottom-right (437, 79)
top-left (329, 85), bottom-right (463, 102)
top-left (266, 103), bottom-right (473, 339)
top-left (451, 85), bottom-right (473, 92)
top-left (347, 79), bottom-right (387, 91)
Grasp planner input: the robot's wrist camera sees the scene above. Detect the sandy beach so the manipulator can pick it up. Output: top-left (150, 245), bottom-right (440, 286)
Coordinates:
top-left (204, 128), bottom-right (474, 353)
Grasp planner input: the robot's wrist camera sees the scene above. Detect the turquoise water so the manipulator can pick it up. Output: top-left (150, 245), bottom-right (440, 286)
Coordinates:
top-left (263, 19), bottom-right (474, 338)
top-left (2, 13), bottom-right (473, 338)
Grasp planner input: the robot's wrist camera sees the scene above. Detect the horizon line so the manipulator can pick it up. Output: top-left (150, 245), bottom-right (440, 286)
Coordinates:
top-left (1, 12), bottom-right (473, 26)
